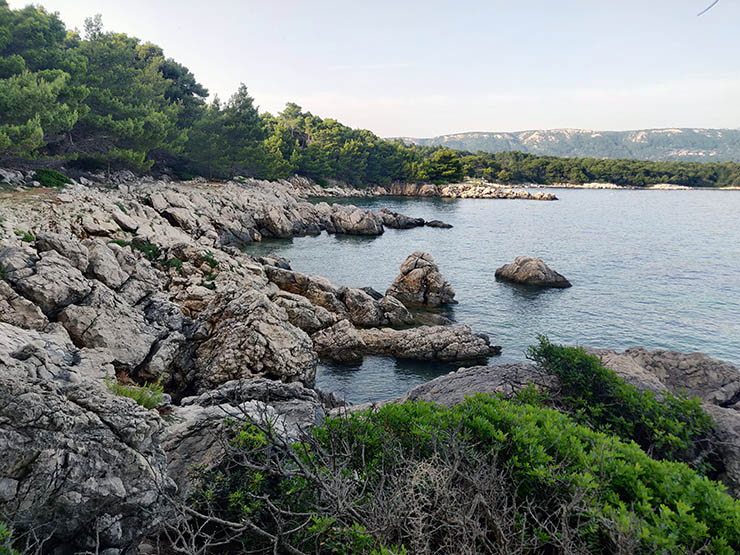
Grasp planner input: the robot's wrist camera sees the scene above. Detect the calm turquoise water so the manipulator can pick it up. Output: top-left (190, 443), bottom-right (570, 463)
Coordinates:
top-left (246, 189), bottom-right (740, 403)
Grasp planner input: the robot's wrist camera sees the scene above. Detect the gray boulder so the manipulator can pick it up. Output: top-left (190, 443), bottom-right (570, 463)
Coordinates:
top-left (494, 256), bottom-right (571, 288)
top-left (311, 319), bottom-right (367, 365)
top-left (330, 205), bottom-right (384, 235)
top-left (386, 251), bottom-right (456, 307)
top-left (35, 232), bottom-right (89, 272)
top-left (376, 208), bottom-right (425, 229)
top-left (0, 370), bottom-right (173, 554)
top-left (0, 281), bottom-right (48, 330)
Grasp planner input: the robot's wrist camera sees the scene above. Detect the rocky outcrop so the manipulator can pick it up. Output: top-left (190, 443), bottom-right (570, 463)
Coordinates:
top-left (376, 208), bottom-right (425, 229)
top-left (385, 181), bottom-right (557, 201)
top-left (398, 363), bottom-right (552, 406)
top-left (312, 320), bottom-right (498, 364)
top-left (494, 256), bottom-right (572, 288)
top-left (329, 204), bottom-right (385, 235)
top-left (265, 266), bottom-right (413, 328)
top-left (425, 220), bottom-right (453, 229)
top-left (386, 251), bottom-right (456, 307)
top-left (0, 353), bottom-right (173, 553)
top-left (193, 288), bottom-right (318, 391)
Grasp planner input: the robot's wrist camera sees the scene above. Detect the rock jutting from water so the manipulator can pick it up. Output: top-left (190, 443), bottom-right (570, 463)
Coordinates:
top-left (494, 256), bottom-right (572, 288)
top-left (386, 251), bottom-right (456, 307)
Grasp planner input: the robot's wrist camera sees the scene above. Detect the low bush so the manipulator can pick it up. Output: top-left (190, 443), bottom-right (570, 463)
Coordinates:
top-left (201, 251), bottom-right (218, 268)
top-left (178, 394), bottom-right (739, 554)
top-left (527, 336), bottom-right (715, 468)
top-left (33, 169), bottom-right (72, 189)
top-left (0, 521), bottom-right (20, 555)
top-left (13, 230), bottom-right (33, 243)
top-left (105, 373), bottom-right (164, 409)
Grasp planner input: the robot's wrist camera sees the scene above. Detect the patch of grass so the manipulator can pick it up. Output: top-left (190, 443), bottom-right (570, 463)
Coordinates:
top-left (33, 169), bottom-right (72, 189)
top-left (204, 271), bottom-right (216, 281)
top-left (0, 521), bottom-right (21, 555)
top-left (201, 250), bottom-right (219, 268)
top-left (108, 238), bottom-right (161, 261)
top-left (105, 373), bottom-right (164, 410)
top-left (114, 201), bottom-right (128, 214)
top-left (14, 230), bottom-right (34, 243)
top-left (166, 257), bottom-right (184, 274)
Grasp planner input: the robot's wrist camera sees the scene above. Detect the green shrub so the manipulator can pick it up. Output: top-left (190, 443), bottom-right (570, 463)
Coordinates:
top-left (0, 521), bottom-right (20, 555)
top-left (105, 373), bottom-right (164, 409)
top-left (527, 336), bottom-right (715, 467)
top-left (131, 240), bottom-right (161, 260)
top-left (13, 230), bottom-right (33, 243)
top-left (185, 395), bottom-right (740, 554)
top-left (108, 239), bottom-right (130, 248)
top-left (33, 168), bottom-right (72, 189)
top-left (166, 257), bottom-right (183, 273)
top-left (201, 251), bottom-right (218, 268)
top-left (114, 201), bottom-right (128, 214)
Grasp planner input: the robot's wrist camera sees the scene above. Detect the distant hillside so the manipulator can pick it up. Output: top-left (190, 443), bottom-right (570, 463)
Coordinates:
top-left (398, 128), bottom-right (740, 162)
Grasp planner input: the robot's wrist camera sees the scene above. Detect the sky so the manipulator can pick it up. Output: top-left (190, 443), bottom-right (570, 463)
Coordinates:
top-left (8, 0), bottom-right (740, 137)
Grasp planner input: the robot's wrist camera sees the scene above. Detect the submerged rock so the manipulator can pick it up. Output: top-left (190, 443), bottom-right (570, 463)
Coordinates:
top-left (386, 251), bottom-right (456, 307)
top-left (494, 256), bottom-right (571, 288)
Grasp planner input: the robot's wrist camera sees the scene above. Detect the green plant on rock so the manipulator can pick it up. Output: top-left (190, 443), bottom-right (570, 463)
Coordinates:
top-left (114, 201), bottom-right (128, 214)
top-left (201, 250), bottom-right (218, 268)
top-left (527, 335), bottom-right (716, 468)
top-left (0, 521), bottom-right (20, 555)
top-left (32, 169), bottom-right (72, 189)
top-left (105, 373), bottom-right (164, 409)
top-left (108, 239), bottom-right (130, 248)
top-left (13, 230), bottom-right (34, 243)
top-left (166, 256), bottom-right (183, 274)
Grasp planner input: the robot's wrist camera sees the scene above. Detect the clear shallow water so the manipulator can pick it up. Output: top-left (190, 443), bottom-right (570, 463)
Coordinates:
top-left (246, 189), bottom-right (740, 403)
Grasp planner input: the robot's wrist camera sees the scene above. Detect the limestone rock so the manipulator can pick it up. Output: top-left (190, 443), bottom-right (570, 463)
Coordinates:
top-left (311, 319), bottom-right (367, 364)
top-left (386, 251), bottom-right (456, 307)
top-left (35, 232), bottom-right (89, 272)
top-left (398, 363), bottom-right (553, 406)
top-left (193, 289), bottom-right (317, 391)
top-left (13, 250), bottom-right (92, 316)
top-left (425, 220), bottom-right (453, 229)
top-left (330, 204), bottom-right (384, 235)
top-left (376, 208), bottom-right (425, 229)
top-left (0, 281), bottom-right (48, 330)
top-left (494, 256), bottom-right (571, 288)
top-left (87, 241), bottom-right (130, 289)
top-left (360, 325), bottom-right (498, 362)
top-left (273, 291), bottom-right (338, 334)
top-left (0, 370), bottom-right (173, 553)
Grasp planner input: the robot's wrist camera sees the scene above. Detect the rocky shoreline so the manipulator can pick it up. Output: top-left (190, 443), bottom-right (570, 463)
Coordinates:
top-left (1, 175), bottom-right (739, 553)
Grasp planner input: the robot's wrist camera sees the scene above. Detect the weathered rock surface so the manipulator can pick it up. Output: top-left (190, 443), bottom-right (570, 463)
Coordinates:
top-left (165, 378), bottom-right (325, 496)
top-left (0, 368), bottom-right (173, 553)
top-left (193, 288), bottom-right (318, 391)
top-left (494, 256), bottom-right (572, 288)
top-left (386, 251), bottom-right (456, 307)
top-left (311, 319), bottom-right (367, 364)
top-left (425, 219), bottom-right (453, 229)
top-left (376, 207), bottom-right (425, 229)
top-left (398, 363), bottom-right (553, 406)
top-left (0, 281), bottom-right (48, 330)
top-left (329, 204), bottom-right (385, 235)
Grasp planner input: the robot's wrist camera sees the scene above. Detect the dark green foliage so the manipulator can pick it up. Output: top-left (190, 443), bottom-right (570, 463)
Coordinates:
top-left (527, 336), bottom-right (715, 467)
top-left (114, 200), bottom-right (127, 213)
top-left (32, 168), bottom-right (70, 188)
top-left (0, 521), bottom-right (20, 555)
top-left (13, 229), bottom-right (33, 242)
top-left (105, 373), bottom-right (163, 409)
top-left (165, 256), bottom-right (183, 273)
top-left (200, 251), bottom-right (218, 268)
top-left (108, 238), bottom-right (129, 247)
top-left (186, 394), bottom-right (739, 554)
top-left (130, 240), bottom-right (160, 260)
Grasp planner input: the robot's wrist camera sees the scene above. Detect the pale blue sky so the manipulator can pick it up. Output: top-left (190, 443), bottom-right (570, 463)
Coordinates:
top-left (9, 0), bottom-right (740, 136)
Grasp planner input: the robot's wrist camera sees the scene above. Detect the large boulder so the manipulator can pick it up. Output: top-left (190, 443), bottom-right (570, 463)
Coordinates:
top-left (272, 290), bottom-right (338, 334)
top-left (311, 319), bottom-right (367, 365)
top-left (330, 205), bottom-right (384, 235)
top-left (35, 232), bottom-right (89, 272)
top-left (360, 325), bottom-right (498, 362)
top-left (0, 369), bottom-right (173, 554)
top-left (494, 256), bottom-right (571, 288)
top-left (193, 289), bottom-right (318, 391)
top-left (386, 251), bottom-right (455, 307)
top-left (376, 208), bottom-right (425, 229)
top-left (0, 281), bottom-right (48, 330)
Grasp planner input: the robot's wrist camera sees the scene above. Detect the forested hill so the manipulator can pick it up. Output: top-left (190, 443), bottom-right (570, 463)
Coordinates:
top-left (2, 0), bottom-right (740, 188)
top-left (399, 128), bottom-right (740, 162)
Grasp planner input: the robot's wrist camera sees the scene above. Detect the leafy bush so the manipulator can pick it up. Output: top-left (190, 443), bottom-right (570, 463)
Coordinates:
top-left (180, 395), bottom-right (740, 554)
top-left (108, 238), bottom-right (161, 261)
top-left (108, 239), bottom-right (130, 248)
top-left (105, 373), bottom-right (164, 409)
top-left (114, 201), bottom-right (128, 214)
top-left (166, 256), bottom-right (183, 273)
top-left (0, 521), bottom-right (20, 555)
top-left (33, 168), bottom-right (71, 188)
top-left (527, 336), bottom-right (715, 467)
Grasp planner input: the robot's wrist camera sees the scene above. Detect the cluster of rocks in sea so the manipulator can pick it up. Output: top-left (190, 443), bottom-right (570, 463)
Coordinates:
top-left (1, 176), bottom-right (738, 553)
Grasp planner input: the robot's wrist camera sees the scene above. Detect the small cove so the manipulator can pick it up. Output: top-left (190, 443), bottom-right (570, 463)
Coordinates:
top-left (246, 189), bottom-right (740, 403)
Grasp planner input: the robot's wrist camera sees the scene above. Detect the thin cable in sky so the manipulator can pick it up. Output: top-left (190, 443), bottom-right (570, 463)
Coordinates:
top-left (697, 0), bottom-right (720, 16)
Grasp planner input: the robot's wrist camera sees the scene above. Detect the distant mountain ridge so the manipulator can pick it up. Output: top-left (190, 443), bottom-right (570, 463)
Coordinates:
top-left (397, 128), bottom-right (740, 162)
